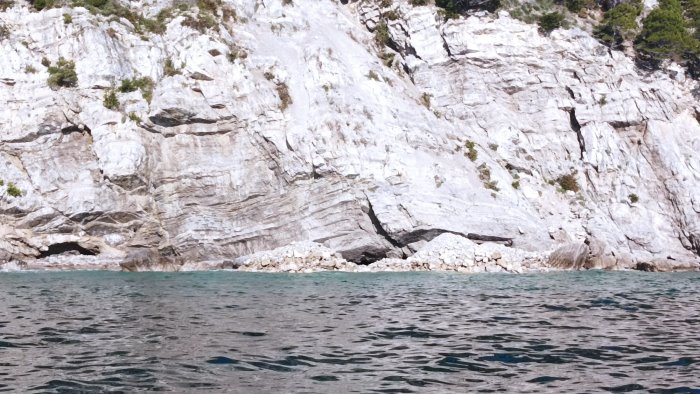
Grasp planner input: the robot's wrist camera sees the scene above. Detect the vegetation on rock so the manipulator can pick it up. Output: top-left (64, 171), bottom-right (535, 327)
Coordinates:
top-left (595, 1), bottom-right (642, 47)
top-left (103, 89), bottom-right (119, 110)
top-left (47, 57), bottom-right (78, 88)
top-left (6, 182), bottom-right (22, 198)
top-left (557, 173), bottom-right (580, 192)
top-left (119, 76), bottom-right (154, 103)
top-left (538, 11), bottom-right (565, 33)
top-left (635, 0), bottom-right (699, 66)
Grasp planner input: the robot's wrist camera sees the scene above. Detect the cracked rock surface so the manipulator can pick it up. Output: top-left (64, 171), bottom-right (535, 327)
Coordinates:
top-left (1, 0), bottom-right (699, 272)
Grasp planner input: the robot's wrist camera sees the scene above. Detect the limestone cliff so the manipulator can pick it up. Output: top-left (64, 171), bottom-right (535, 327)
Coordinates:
top-left (1, 0), bottom-right (699, 270)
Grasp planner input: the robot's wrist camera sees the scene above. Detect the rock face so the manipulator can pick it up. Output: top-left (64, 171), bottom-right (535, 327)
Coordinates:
top-left (1, 0), bottom-right (699, 271)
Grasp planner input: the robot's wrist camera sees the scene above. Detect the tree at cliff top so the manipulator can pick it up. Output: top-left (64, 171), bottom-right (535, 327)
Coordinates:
top-left (595, 0), bottom-right (642, 48)
top-left (635, 0), bottom-right (699, 64)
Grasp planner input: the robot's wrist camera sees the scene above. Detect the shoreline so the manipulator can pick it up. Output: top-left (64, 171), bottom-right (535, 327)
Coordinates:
top-left (3, 234), bottom-right (699, 273)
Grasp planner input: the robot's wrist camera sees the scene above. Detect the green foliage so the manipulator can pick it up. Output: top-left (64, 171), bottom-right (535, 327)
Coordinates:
top-left (119, 76), bottom-right (154, 103)
top-left (31, 0), bottom-right (56, 11)
top-left (63, 13), bottom-right (73, 24)
top-left (374, 22), bottom-right (391, 47)
top-left (47, 57), bottom-right (78, 88)
top-left (6, 182), bottom-right (22, 198)
top-left (181, 0), bottom-right (221, 32)
top-left (488, 143), bottom-right (498, 151)
top-left (163, 58), bottom-right (181, 76)
top-left (538, 11), bottom-right (564, 33)
top-left (635, 0), bottom-right (699, 61)
top-left (25, 65), bottom-right (37, 73)
top-left (512, 180), bottom-right (521, 189)
top-left (595, 1), bottom-right (642, 46)
top-left (410, 0), bottom-right (428, 5)
top-left (383, 10), bottom-right (399, 20)
top-left (465, 140), bottom-right (478, 161)
top-left (103, 89), bottom-right (119, 110)
top-left (478, 163), bottom-right (500, 192)
top-left (564, 0), bottom-right (588, 12)
top-left (557, 173), bottom-right (580, 192)
top-left (684, 0), bottom-right (700, 38)
top-left (629, 193), bottom-right (639, 203)
top-left (128, 112), bottom-right (142, 122)
top-left (436, 0), bottom-right (500, 16)
top-left (69, 0), bottom-right (170, 36)
top-left (0, 179), bottom-right (3, 186)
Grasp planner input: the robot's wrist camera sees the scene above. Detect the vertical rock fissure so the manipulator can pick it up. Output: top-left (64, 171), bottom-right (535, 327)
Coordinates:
top-left (365, 199), bottom-right (402, 250)
top-left (569, 108), bottom-right (585, 160)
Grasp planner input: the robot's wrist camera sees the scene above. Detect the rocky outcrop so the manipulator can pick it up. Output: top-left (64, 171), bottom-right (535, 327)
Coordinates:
top-left (228, 234), bottom-right (549, 273)
top-left (1, 0), bottom-right (699, 271)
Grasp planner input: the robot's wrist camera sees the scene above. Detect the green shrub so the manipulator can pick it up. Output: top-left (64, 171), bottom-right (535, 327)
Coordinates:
top-left (410, 0), bottom-right (428, 4)
top-left (465, 140), bottom-right (478, 161)
top-left (128, 112), bottom-right (142, 122)
top-left (478, 163), bottom-right (499, 191)
top-left (6, 182), bottom-right (22, 198)
top-left (383, 10), bottom-right (399, 20)
top-left (163, 57), bottom-right (181, 76)
top-left (63, 13), bottom-right (72, 24)
top-left (0, 179), bottom-right (3, 186)
top-left (595, 1), bottom-right (642, 46)
top-left (512, 180), bottom-right (520, 189)
top-left (25, 65), bottom-right (37, 73)
top-left (538, 12), bottom-right (564, 34)
top-left (374, 22), bottom-right (391, 47)
top-left (47, 57), bottom-right (78, 88)
top-left (488, 143), bottom-right (498, 151)
top-left (31, 0), bottom-right (55, 11)
top-left (557, 173), bottom-right (579, 192)
top-left (103, 89), bottom-right (119, 110)
top-left (565, 0), bottom-right (587, 12)
top-left (629, 193), bottom-right (639, 203)
top-left (119, 76), bottom-right (153, 103)
top-left (635, 0), bottom-right (699, 62)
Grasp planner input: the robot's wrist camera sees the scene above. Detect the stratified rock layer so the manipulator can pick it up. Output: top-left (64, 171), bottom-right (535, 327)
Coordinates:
top-left (1, 0), bottom-right (699, 271)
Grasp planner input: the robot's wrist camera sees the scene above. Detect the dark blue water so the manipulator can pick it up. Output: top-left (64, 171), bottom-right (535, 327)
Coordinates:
top-left (1, 271), bottom-right (699, 393)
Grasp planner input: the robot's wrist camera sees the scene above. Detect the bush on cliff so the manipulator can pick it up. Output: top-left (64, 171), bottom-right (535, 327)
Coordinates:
top-left (47, 57), bottom-right (78, 88)
top-left (436, 0), bottom-right (501, 18)
top-left (595, 1), bottom-right (642, 47)
top-left (6, 182), bottom-right (22, 198)
top-left (538, 11), bottom-right (565, 33)
top-left (635, 0), bottom-right (699, 63)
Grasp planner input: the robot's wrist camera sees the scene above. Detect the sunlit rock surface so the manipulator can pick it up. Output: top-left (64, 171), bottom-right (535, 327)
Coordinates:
top-left (1, 0), bottom-right (699, 272)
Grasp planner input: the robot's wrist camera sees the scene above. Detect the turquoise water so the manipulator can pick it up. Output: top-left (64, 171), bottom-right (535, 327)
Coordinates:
top-left (1, 271), bottom-right (699, 393)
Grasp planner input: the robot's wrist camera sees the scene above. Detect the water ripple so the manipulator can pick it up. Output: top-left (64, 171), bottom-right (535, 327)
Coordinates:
top-left (0, 271), bottom-right (699, 392)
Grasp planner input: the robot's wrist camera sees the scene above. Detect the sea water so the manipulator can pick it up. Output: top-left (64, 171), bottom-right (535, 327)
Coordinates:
top-left (1, 271), bottom-right (699, 393)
